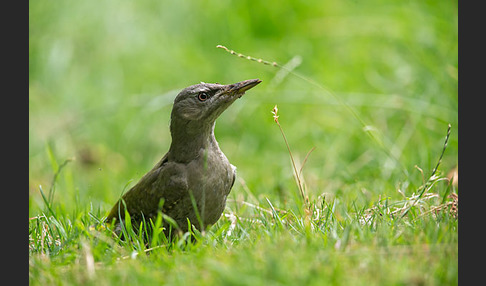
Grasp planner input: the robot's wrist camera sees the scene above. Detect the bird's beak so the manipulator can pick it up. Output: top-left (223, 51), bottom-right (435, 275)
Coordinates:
top-left (225, 79), bottom-right (262, 95)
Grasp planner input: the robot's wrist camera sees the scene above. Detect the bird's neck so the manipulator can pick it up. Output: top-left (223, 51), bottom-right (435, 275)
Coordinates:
top-left (168, 120), bottom-right (219, 163)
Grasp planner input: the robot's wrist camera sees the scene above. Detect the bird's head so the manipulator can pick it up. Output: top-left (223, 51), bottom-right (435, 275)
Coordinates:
top-left (171, 79), bottom-right (262, 125)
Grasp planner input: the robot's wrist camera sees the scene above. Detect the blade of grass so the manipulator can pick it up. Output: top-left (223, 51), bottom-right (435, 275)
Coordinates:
top-left (400, 124), bottom-right (451, 219)
top-left (38, 185), bottom-right (57, 220)
top-left (48, 158), bottom-right (73, 206)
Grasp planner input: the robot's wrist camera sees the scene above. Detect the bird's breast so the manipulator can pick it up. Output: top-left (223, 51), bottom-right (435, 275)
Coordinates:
top-left (185, 147), bottom-right (235, 225)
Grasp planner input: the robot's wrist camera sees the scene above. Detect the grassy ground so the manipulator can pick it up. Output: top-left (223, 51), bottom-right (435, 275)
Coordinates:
top-left (29, 0), bottom-right (458, 284)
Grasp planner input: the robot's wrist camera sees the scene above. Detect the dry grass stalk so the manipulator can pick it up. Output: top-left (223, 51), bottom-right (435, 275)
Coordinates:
top-left (271, 105), bottom-right (310, 213)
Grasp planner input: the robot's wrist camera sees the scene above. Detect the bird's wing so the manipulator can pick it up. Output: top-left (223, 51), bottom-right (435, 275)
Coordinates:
top-left (105, 153), bottom-right (188, 224)
top-left (229, 164), bottom-right (236, 192)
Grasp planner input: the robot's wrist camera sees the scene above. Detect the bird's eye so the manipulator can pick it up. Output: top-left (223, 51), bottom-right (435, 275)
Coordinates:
top-left (198, 92), bottom-right (209, 101)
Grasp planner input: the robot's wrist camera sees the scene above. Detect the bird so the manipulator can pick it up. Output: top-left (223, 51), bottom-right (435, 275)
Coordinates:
top-left (105, 78), bottom-right (262, 237)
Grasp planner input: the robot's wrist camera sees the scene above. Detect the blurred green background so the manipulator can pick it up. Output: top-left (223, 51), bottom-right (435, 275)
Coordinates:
top-left (29, 0), bottom-right (457, 216)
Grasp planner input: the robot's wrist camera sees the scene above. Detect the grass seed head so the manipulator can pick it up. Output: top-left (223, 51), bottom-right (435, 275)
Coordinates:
top-left (272, 105), bottom-right (279, 123)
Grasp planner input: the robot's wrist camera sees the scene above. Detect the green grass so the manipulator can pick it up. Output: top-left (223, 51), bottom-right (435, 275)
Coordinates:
top-left (30, 0), bottom-right (457, 284)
